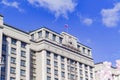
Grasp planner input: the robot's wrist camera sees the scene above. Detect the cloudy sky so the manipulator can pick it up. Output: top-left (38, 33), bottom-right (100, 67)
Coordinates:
top-left (0, 0), bottom-right (120, 65)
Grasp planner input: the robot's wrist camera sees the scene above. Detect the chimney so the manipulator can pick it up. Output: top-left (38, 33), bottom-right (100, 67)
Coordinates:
top-left (0, 14), bottom-right (4, 26)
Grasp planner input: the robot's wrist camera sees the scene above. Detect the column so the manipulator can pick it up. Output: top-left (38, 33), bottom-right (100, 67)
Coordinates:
top-left (88, 66), bottom-right (90, 80)
top-left (65, 58), bottom-right (68, 80)
top-left (6, 37), bottom-right (11, 80)
top-left (82, 64), bottom-right (85, 80)
top-left (77, 62), bottom-right (80, 80)
top-left (58, 55), bottom-right (61, 80)
top-left (51, 53), bottom-right (54, 80)
top-left (0, 27), bottom-right (3, 79)
top-left (41, 50), bottom-right (47, 80)
top-left (16, 41), bottom-right (21, 80)
top-left (26, 44), bottom-right (30, 80)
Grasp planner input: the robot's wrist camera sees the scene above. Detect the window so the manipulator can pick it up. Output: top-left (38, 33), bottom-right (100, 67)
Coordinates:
top-left (11, 38), bottom-right (17, 45)
top-left (10, 67), bottom-right (16, 74)
top-left (80, 70), bottom-right (83, 75)
top-left (83, 47), bottom-right (85, 53)
top-left (33, 68), bottom-right (36, 73)
top-left (70, 74), bottom-right (75, 80)
top-left (47, 76), bottom-right (51, 80)
top-left (85, 65), bottom-right (88, 70)
top-left (47, 59), bottom-right (50, 65)
top-left (10, 77), bottom-right (15, 80)
top-left (61, 56), bottom-right (64, 62)
top-left (90, 66), bottom-right (93, 72)
top-left (79, 63), bottom-right (82, 68)
top-left (38, 31), bottom-right (42, 38)
top-left (59, 37), bottom-right (62, 43)
top-left (55, 78), bottom-right (58, 80)
top-left (70, 67), bottom-right (74, 71)
top-left (45, 31), bottom-right (49, 38)
top-left (11, 48), bottom-right (16, 54)
top-left (52, 34), bottom-right (56, 41)
top-left (21, 42), bottom-right (26, 48)
top-left (70, 59), bottom-right (74, 64)
top-left (80, 77), bottom-right (83, 80)
top-left (20, 69), bottom-right (25, 76)
top-left (21, 51), bottom-right (26, 57)
top-left (54, 61), bottom-right (58, 67)
top-left (54, 54), bottom-right (58, 60)
top-left (85, 71), bottom-right (88, 77)
top-left (11, 57), bottom-right (16, 64)
top-left (61, 72), bottom-right (65, 77)
top-left (46, 51), bottom-right (51, 57)
top-left (54, 70), bottom-right (58, 75)
top-left (61, 63), bottom-right (64, 69)
top-left (32, 76), bottom-right (36, 80)
top-left (21, 60), bottom-right (26, 67)
top-left (77, 45), bottom-right (80, 49)
top-left (47, 67), bottom-right (51, 73)
top-left (88, 50), bottom-right (91, 55)
top-left (90, 73), bottom-right (93, 78)
top-left (31, 34), bottom-right (34, 40)
top-left (1, 67), bottom-right (5, 72)
top-left (2, 44), bottom-right (6, 52)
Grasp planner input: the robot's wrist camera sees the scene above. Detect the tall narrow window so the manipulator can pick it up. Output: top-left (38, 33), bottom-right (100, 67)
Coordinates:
top-left (59, 37), bottom-right (62, 43)
top-left (38, 31), bottom-right (42, 38)
top-left (11, 38), bottom-right (17, 45)
top-left (45, 31), bottom-right (49, 38)
top-left (21, 42), bottom-right (26, 48)
top-left (52, 34), bottom-right (56, 41)
top-left (31, 34), bottom-right (34, 40)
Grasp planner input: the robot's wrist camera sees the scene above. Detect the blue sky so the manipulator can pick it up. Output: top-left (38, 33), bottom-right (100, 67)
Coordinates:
top-left (0, 0), bottom-right (120, 65)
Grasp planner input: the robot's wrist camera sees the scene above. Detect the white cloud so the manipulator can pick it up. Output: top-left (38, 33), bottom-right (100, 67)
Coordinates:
top-left (82, 18), bottom-right (93, 26)
top-left (27, 0), bottom-right (77, 18)
top-left (1, 0), bottom-right (22, 12)
top-left (101, 3), bottom-right (120, 27)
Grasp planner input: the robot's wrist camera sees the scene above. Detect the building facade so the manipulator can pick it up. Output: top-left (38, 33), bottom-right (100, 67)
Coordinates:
top-left (0, 15), bottom-right (95, 80)
top-left (95, 62), bottom-right (120, 80)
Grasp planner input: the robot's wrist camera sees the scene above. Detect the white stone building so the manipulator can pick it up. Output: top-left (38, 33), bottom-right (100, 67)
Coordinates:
top-left (0, 15), bottom-right (95, 80)
top-left (95, 62), bottom-right (120, 80)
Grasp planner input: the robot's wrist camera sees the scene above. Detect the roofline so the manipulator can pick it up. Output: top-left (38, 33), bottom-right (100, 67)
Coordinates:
top-left (0, 14), bottom-right (4, 17)
top-left (29, 27), bottom-right (61, 35)
top-left (94, 62), bottom-right (103, 65)
top-left (77, 42), bottom-right (92, 49)
top-left (4, 23), bottom-right (29, 34)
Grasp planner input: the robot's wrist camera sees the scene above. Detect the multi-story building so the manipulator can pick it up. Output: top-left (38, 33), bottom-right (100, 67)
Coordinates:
top-left (95, 62), bottom-right (120, 80)
top-left (0, 14), bottom-right (95, 80)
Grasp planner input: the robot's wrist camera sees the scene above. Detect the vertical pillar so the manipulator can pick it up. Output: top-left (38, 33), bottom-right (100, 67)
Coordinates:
top-left (82, 64), bottom-right (85, 80)
top-left (51, 53), bottom-right (54, 80)
top-left (0, 27), bottom-right (3, 79)
top-left (16, 41), bottom-right (21, 80)
top-left (41, 50), bottom-right (47, 80)
top-left (65, 58), bottom-right (68, 80)
top-left (77, 62), bottom-right (80, 80)
top-left (26, 44), bottom-right (30, 80)
top-left (58, 55), bottom-right (61, 80)
top-left (6, 37), bottom-right (11, 80)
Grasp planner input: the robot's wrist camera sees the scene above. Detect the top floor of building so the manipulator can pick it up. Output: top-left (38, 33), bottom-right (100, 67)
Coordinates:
top-left (0, 14), bottom-right (92, 58)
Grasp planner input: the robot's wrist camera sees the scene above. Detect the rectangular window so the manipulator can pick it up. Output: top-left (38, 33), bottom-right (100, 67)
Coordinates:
top-left (47, 67), bottom-right (51, 73)
top-left (21, 42), bottom-right (26, 48)
top-left (61, 72), bottom-right (65, 77)
top-left (55, 78), bottom-right (58, 80)
top-left (11, 38), bottom-right (17, 45)
top-left (11, 48), bottom-right (16, 54)
top-left (11, 57), bottom-right (16, 64)
top-left (80, 77), bottom-right (83, 80)
top-left (85, 65), bottom-right (88, 70)
top-left (47, 76), bottom-right (51, 80)
top-left (54, 69), bottom-right (58, 75)
top-left (10, 77), bottom-right (15, 80)
top-left (46, 51), bottom-right (51, 57)
top-left (52, 34), bottom-right (56, 41)
top-left (80, 70), bottom-right (83, 75)
top-left (21, 60), bottom-right (26, 67)
top-left (10, 67), bottom-right (16, 74)
top-left (38, 31), bottom-right (42, 38)
top-left (21, 51), bottom-right (26, 57)
top-left (54, 61), bottom-right (58, 67)
top-left (47, 59), bottom-right (50, 65)
top-left (83, 47), bottom-right (85, 53)
top-left (61, 63), bottom-right (64, 69)
top-left (61, 56), bottom-right (64, 62)
top-left (54, 54), bottom-right (58, 60)
top-left (70, 74), bottom-right (75, 80)
top-left (20, 69), bottom-right (25, 76)
top-left (45, 31), bottom-right (49, 38)
top-left (31, 34), bottom-right (34, 40)
top-left (85, 71), bottom-right (88, 77)
top-left (33, 68), bottom-right (36, 73)
top-left (79, 63), bottom-right (82, 68)
top-left (59, 37), bottom-right (62, 43)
